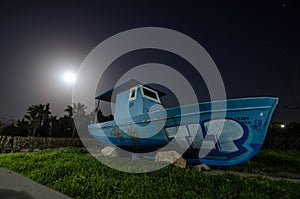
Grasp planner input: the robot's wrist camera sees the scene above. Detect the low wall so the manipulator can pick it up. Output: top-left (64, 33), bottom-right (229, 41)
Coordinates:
top-left (0, 136), bottom-right (85, 153)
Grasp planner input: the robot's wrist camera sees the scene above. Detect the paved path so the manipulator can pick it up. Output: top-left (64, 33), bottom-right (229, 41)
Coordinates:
top-left (0, 167), bottom-right (72, 199)
top-left (204, 169), bottom-right (300, 184)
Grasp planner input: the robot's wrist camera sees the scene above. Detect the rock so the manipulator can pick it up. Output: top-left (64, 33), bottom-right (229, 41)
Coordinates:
top-left (33, 149), bottom-right (41, 152)
top-left (155, 151), bottom-right (186, 168)
top-left (20, 149), bottom-right (30, 153)
top-left (193, 164), bottom-right (211, 171)
top-left (88, 150), bottom-right (103, 158)
top-left (131, 156), bottom-right (141, 161)
top-left (101, 146), bottom-right (118, 158)
top-left (172, 157), bottom-right (186, 168)
top-left (155, 150), bottom-right (181, 163)
top-left (92, 153), bottom-right (103, 159)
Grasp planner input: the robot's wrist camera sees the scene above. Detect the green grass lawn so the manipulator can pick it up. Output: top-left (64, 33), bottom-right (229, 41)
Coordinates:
top-left (0, 148), bottom-right (299, 199)
top-left (212, 149), bottom-right (300, 177)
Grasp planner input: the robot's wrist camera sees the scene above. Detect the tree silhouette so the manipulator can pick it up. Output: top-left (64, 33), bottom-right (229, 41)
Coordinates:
top-left (64, 103), bottom-right (87, 138)
top-left (16, 119), bottom-right (31, 136)
top-left (64, 105), bottom-right (73, 117)
top-left (0, 120), bottom-right (3, 135)
top-left (24, 103), bottom-right (52, 136)
top-left (5, 102), bottom-right (111, 137)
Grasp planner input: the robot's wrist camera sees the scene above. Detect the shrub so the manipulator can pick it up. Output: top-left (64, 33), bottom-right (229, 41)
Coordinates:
top-left (263, 125), bottom-right (300, 150)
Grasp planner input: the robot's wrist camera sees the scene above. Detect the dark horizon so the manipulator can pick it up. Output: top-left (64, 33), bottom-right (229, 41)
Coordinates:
top-left (0, 0), bottom-right (300, 122)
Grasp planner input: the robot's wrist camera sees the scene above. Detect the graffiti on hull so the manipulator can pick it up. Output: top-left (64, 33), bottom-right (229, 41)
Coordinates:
top-left (165, 118), bottom-right (250, 158)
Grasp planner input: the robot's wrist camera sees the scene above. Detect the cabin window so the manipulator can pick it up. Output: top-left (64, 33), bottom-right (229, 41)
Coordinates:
top-left (141, 86), bottom-right (160, 103)
top-left (129, 87), bottom-right (137, 101)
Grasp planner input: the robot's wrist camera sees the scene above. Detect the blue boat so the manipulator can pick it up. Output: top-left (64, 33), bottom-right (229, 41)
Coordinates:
top-left (88, 79), bottom-right (278, 166)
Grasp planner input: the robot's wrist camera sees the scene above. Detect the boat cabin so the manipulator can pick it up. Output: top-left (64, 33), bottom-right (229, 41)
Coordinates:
top-left (95, 79), bottom-right (165, 121)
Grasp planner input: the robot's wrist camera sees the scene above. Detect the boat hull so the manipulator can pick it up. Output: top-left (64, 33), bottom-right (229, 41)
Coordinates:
top-left (88, 97), bottom-right (278, 166)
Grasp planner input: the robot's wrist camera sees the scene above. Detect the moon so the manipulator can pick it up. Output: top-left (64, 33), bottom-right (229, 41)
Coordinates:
top-left (62, 71), bottom-right (76, 85)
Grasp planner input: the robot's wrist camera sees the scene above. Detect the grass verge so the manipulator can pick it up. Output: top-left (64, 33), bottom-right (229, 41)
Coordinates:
top-left (0, 148), bottom-right (299, 199)
top-left (213, 149), bottom-right (300, 178)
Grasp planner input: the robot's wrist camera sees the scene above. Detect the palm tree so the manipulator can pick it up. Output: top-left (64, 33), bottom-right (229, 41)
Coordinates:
top-left (24, 103), bottom-right (52, 136)
top-left (16, 119), bottom-right (31, 136)
top-left (64, 105), bottom-right (75, 138)
top-left (0, 120), bottom-right (3, 135)
top-left (64, 103), bottom-right (87, 138)
top-left (64, 105), bottom-right (73, 117)
top-left (47, 115), bottom-right (58, 137)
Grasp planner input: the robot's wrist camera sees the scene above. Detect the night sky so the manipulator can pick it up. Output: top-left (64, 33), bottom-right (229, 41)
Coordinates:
top-left (0, 0), bottom-right (299, 122)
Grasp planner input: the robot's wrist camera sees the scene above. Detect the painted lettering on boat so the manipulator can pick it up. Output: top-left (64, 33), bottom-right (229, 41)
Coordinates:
top-left (251, 119), bottom-right (263, 133)
top-left (165, 119), bottom-right (249, 155)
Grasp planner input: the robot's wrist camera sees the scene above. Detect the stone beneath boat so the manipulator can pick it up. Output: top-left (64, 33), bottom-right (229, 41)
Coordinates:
top-left (173, 157), bottom-right (186, 168)
top-left (193, 164), bottom-right (211, 171)
top-left (155, 151), bottom-right (186, 168)
top-left (131, 156), bottom-right (141, 161)
top-left (101, 146), bottom-right (118, 158)
top-left (33, 149), bottom-right (41, 152)
top-left (20, 149), bottom-right (30, 153)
